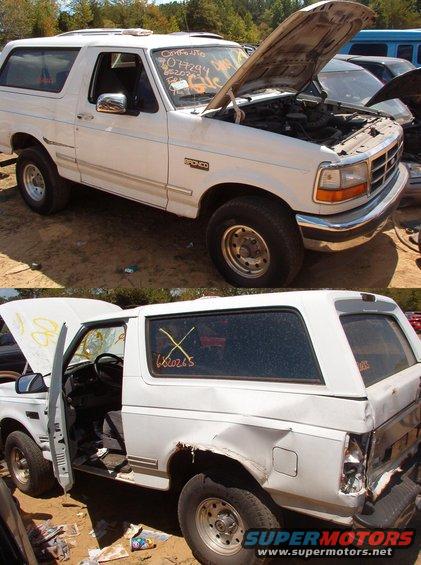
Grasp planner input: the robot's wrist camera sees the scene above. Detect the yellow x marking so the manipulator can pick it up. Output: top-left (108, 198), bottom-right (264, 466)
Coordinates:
top-left (159, 326), bottom-right (196, 363)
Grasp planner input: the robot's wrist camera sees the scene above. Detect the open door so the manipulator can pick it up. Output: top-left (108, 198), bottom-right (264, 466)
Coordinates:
top-left (48, 323), bottom-right (74, 493)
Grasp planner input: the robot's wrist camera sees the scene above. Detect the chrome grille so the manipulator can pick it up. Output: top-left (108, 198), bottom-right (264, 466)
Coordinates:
top-left (370, 140), bottom-right (403, 194)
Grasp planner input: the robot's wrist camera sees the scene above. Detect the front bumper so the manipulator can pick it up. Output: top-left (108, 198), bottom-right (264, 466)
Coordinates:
top-left (296, 164), bottom-right (409, 252)
top-left (354, 464), bottom-right (420, 529)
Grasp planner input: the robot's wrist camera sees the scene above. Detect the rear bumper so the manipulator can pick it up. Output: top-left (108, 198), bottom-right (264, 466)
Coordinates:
top-left (354, 464), bottom-right (420, 529)
top-left (296, 164), bottom-right (408, 252)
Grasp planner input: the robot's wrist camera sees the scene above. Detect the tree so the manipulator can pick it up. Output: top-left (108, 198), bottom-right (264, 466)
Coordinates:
top-left (186, 0), bottom-right (223, 33)
top-left (32, 0), bottom-right (58, 36)
top-left (71, 0), bottom-right (94, 29)
top-left (369, 0), bottom-right (421, 28)
top-left (0, 0), bottom-right (34, 45)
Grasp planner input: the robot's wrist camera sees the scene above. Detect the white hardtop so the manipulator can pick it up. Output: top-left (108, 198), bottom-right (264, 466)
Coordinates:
top-left (2, 33), bottom-right (238, 52)
top-left (84, 289), bottom-right (398, 324)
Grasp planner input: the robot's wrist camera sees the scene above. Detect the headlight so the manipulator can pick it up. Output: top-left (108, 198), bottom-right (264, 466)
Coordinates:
top-left (315, 162), bottom-right (369, 203)
top-left (340, 434), bottom-right (369, 495)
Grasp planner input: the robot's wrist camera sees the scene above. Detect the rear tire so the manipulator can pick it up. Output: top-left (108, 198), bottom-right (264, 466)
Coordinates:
top-left (206, 195), bottom-right (304, 287)
top-left (178, 471), bottom-right (280, 565)
top-left (16, 146), bottom-right (71, 215)
top-left (5, 431), bottom-right (55, 496)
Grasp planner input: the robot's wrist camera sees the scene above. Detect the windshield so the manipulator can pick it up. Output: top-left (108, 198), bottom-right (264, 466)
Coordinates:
top-left (152, 46), bottom-right (248, 108)
top-left (318, 68), bottom-right (413, 124)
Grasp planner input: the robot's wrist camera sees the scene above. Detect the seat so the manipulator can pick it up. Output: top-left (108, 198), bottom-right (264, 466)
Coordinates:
top-left (102, 410), bottom-right (126, 453)
top-left (0, 371), bottom-right (20, 383)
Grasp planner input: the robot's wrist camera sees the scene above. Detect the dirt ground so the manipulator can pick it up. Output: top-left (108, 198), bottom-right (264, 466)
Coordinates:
top-left (0, 155), bottom-right (420, 289)
top-left (1, 462), bottom-right (420, 565)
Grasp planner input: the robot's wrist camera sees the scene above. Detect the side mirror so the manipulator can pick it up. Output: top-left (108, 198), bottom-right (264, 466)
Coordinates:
top-left (15, 373), bottom-right (48, 394)
top-left (96, 93), bottom-right (127, 115)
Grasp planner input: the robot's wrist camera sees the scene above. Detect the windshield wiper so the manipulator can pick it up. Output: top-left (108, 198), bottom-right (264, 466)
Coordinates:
top-left (179, 93), bottom-right (215, 102)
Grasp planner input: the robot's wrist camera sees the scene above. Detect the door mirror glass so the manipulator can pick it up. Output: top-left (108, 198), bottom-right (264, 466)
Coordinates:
top-left (15, 373), bottom-right (48, 394)
top-left (96, 93), bottom-right (127, 114)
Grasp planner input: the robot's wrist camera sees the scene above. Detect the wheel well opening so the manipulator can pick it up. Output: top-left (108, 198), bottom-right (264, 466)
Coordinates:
top-left (0, 418), bottom-right (32, 448)
top-left (168, 447), bottom-right (260, 492)
top-left (11, 133), bottom-right (45, 154)
top-left (199, 184), bottom-right (288, 218)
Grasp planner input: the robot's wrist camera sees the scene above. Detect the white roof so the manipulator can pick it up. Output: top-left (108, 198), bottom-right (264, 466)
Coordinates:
top-left (84, 290), bottom-right (392, 324)
top-left (5, 33), bottom-right (237, 51)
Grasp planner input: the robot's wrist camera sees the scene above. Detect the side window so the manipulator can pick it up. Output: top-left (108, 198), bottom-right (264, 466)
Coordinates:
top-left (89, 52), bottom-right (158, 114)
top-left (349, 43), bottom-right (388, 57)
top-left (0, 48), bottom-right (79, 93)
top-left (147, 309), bottom-right (322, 383)
top-left (397, 44), bottom-right (414, 62)
top-left (360, 62), bottom-right (391, 83)
top-left (418, 45), bottom-right (421, 65)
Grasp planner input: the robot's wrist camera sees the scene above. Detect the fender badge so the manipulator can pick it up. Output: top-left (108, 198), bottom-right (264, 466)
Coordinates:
top-left (185, 158), bottom-right (209, 171)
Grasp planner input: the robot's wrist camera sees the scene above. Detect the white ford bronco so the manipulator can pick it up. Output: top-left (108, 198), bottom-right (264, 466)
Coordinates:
top-left (0, 1), bottom-right (410, 287)
top-left (0, 292), bottom-right (419, 564)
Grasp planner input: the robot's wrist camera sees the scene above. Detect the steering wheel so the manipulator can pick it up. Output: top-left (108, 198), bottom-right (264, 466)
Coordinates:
top-left (93, 353), bottom-right (123, 389)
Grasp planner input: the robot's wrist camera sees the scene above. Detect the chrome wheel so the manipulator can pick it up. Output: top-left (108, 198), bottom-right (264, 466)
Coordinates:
top-left (222, 225), bottom-right (270, 279)
top-left (10, 447), bottom-right (30, 484)
top-left (195, 497), bottom-right (245, 556)
top-left (23, 163), bottom-right (46, 202)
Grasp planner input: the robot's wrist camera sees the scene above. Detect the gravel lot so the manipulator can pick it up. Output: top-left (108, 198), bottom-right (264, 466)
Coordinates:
top-left (0, 155), bottom-right (420, 288)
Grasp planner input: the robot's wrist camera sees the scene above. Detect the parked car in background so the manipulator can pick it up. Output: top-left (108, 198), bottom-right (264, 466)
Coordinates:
top-left (336, 54), bottom-right (415, 83)
top-left (340, 29), bottom-right (421, 68)
top-left (0, 317), bottom-right (27, 377)
top-left (406, 312), bottom-right (421, 334)
top-left (0, 477), bottom-right (37, 565)
top-left (309, 59), bottom-right (421, 204)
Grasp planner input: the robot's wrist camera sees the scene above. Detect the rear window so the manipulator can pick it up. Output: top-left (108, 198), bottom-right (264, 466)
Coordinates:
top-left (341, 315), bottom-right (417, 386)
top-left (147, 309), bottom-right (322, 383)
top-left (349, 43), bottom-right (388, 56)
top-left (0, 48), bottom-right (79, 93)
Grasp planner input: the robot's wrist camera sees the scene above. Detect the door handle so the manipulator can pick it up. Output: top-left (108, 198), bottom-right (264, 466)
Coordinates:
top-left (77, 113), bottom-right (94, 121)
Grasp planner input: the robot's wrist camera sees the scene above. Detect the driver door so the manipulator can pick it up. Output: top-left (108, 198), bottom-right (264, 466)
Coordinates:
top-left (48, 323), bottom-right (74, 493)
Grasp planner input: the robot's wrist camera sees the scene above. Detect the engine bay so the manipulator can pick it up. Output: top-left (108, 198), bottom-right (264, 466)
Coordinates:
top-left (213, 94), bottom-right (388, 149)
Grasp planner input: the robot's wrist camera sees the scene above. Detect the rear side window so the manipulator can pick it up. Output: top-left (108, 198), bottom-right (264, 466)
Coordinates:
top-left (147, 309), bottom-right (322, 383)
top-left (341, 315), bottom-right (417, 386)
top-left (349, 43), bottom-right (388, 56)
top-left (89, 51), bottom-right (158, 114)
top-left (0, 48), bottom-right (79, 93)
top-left (397, 44), bottom-right (413, 62)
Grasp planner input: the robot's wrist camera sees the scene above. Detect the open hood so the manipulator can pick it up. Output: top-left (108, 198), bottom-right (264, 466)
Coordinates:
top-left (205, 0), bottom-right (375, 112)
top-left (367, 68), bottom-right (421, 120)
top-left (0, 298), bottom-right (121, 375)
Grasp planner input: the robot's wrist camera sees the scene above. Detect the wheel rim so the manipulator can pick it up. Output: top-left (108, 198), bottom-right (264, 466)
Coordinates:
top-left (22, 163), bottom-right (46, 202)
top-left (195, 497), bottom-right (245, 556)
top-left (10, 447), bottom-right (30, 484)
top-left (222, 225), bottom-right (270, 279)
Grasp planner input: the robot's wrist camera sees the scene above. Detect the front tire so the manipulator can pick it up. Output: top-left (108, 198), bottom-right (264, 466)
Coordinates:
top-left (16, 146), bottom-right (71, 215)
top-left (206, 196), bottom-right (304, 287)
top-left (178, 471), bottom-right (280, 565)
top-left (5, 431), bottom-right (56, 496)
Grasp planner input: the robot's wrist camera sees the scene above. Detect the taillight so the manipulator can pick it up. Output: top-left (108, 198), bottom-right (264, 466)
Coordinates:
top-left (340, 434), bottom-right (370, 494)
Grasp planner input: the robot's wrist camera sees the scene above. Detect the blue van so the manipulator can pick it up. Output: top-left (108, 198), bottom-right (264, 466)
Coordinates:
top-left (340, 30), bottom-right (421, 68)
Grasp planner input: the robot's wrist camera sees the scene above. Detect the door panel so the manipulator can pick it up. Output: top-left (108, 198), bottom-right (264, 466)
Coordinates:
top-left (75, 48), bottom-right (169, 208)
